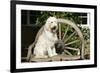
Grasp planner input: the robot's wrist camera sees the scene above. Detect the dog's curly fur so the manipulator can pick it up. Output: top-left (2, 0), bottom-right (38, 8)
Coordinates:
top-left (33, 17), bottom-right (58, 58)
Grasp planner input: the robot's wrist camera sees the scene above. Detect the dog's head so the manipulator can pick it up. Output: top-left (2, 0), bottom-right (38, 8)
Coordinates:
top-left (45, 17), bottom-right (58, 33)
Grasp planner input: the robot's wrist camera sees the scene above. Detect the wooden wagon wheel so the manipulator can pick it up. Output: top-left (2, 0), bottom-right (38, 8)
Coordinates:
top-left (26, 18), bottom-right (84, 62)
top-left (57, 19), bottom-right (84, 59)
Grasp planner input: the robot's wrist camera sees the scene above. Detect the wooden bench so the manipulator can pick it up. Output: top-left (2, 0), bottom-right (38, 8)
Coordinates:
top-left (29, 54), bottom-right (80, 62)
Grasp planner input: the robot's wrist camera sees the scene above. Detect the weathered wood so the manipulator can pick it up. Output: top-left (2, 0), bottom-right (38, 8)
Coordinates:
top-left (30, 58), bottom-right (51, 62)
top-left (59, 23), bottom-right (61, 40)
top-left (64, 31), bottom-right (76, 43)
top-left (65, 40), bottom-right (80, 46)
top-left (29, 54), bottom-right (80, 62)
top-left (62, 25), bottom-right (69, 40)
top-left (65, 47), bottom-right (79, 51)
top-left (57, 19), bottom-right (84, 59)
top-left (64, 50), bottom-right (73, 56)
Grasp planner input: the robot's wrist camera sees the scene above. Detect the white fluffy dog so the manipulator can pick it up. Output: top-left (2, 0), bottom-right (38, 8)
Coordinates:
top-left (34, 17), bottom-right (58, 58)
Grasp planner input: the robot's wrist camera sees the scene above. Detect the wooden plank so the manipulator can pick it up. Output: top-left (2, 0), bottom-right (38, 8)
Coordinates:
top-left (59, 23), bottom-right (61, 40)
top-left (30, 58), bottom-right (51, 62)
top-left (30, 55), bottom-right (80, 62)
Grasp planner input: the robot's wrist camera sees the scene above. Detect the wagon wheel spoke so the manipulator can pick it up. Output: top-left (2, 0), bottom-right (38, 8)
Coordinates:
top-left (62, 25), bottom-right (69, 41)
top-left (59, 23), bottom-right (61, 40)
top-left (65, 40), bottom-right (80, 46)
top-left (65, 47), bottom-right (79, 51)
top-left (64, 31), bottom-right (76, 43)
top-left (64, 50), bottom-right (73, 56)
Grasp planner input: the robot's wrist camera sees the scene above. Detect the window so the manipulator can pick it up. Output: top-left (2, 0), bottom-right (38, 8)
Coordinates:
top-left (21, 10), bottom-right (40, 26)
top-left (75, 13), bottom-right (89, 27)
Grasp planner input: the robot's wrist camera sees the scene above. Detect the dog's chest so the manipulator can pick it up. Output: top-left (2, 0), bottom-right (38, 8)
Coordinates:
top-left (45, 31), bottom-right (57, 41)
top-left (41, 31), bottom-right (57, 46)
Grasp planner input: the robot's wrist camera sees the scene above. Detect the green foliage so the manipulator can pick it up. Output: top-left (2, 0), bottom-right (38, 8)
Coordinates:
top-left (35, 11), bottom-right (81, 26)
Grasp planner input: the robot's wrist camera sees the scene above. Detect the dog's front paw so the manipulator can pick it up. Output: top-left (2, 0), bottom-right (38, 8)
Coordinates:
top-left (53, 53), bottom-right (58, 56)
top-left (48, 53), bottom-right (58, 57)
top-left (48, 54), bottom-right (54, 58)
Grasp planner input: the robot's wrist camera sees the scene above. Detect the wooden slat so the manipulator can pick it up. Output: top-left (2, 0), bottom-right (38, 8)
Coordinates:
top-left (62, 25), bottom-right (69, 40)
top-left (65, 40), bottom-right (80, 46)
top-left (65, 47), bottom-right (79, 51)
top-left (59, 23), bottom-right (61, 40)
top-left (64, 31), bottom-right (76, 43)
top-left (64, 50), bottom-right (73, 56)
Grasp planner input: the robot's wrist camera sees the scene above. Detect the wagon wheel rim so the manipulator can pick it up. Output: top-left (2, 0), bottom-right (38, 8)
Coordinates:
top-left (57, 19), bottom-right (84, 59)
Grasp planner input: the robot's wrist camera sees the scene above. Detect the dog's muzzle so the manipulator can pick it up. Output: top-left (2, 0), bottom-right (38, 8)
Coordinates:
top-left (51, 26), bottom-right (57, 33)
